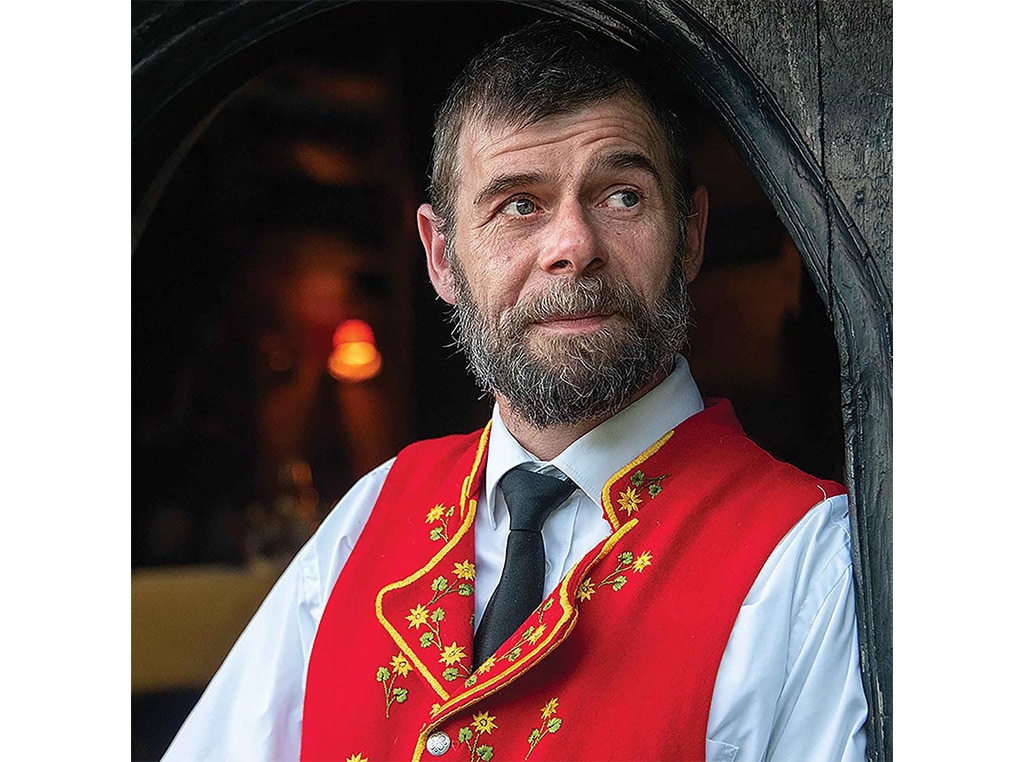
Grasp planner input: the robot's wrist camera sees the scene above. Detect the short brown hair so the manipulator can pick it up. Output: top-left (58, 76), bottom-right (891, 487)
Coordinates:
top-left (428, 18), bottom-right (694, 238)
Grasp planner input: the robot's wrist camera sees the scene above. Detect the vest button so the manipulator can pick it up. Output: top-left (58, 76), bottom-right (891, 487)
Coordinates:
top-left (426, 730), bottom-right (452, 756)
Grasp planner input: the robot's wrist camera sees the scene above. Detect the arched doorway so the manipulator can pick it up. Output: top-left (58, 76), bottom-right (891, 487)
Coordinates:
top-left (132, 3), bottom-right (891, 759)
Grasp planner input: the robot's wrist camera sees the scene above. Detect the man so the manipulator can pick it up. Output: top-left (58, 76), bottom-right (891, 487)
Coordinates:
top-left (164, 19), bottom-right (867, 762)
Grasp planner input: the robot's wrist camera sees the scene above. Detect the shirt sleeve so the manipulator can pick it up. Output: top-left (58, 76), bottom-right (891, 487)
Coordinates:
top-left (706, 494), bottom-right (868, 762)
top-left (160, 459), bottom-right (394, 762)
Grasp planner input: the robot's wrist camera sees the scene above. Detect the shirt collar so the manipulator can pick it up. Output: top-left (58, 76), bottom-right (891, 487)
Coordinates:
top-left (481, 355), bottom-right (705, 528)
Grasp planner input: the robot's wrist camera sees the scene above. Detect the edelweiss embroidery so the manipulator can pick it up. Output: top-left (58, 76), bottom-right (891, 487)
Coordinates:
top-left (375, 653), bottom-right (411, 717)
top-left (406, 558), bottom-right (476, 682)
top-left (427, 503), bottom-right (457, 542)
top-left (525, 697), bottom-right (564, 760)
top-left (456, 710), bottom-right (498, 762)
top-left (464, 598), bottom-right (554, 688)
top-left (576, 550), bottom-right (654, 601)
top-left (616, 469), bottom-right (667, 516)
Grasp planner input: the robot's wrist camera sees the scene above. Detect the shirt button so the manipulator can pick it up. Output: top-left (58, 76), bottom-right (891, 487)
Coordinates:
top-left (426, 730), bottom-right (451, 756)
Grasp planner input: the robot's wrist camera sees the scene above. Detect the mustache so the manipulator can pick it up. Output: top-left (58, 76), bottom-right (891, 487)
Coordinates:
top-left (498, 277), bottom-right (647, 334)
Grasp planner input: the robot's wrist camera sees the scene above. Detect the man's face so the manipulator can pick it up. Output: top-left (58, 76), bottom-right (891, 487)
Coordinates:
top-left (420, 93), bottom-right (707, 427)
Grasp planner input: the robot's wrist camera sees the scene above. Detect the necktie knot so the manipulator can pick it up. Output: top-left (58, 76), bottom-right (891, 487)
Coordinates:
top-left (499, 467), bottom-right (576, 533)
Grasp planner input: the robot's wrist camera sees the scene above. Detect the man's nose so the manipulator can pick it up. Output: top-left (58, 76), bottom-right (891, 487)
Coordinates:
top-left (538, 202), bottom-right (606, 276)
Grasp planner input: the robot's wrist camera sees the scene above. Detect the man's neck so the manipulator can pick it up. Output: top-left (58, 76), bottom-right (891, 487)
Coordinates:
top-left (494, 367), bottom-right (671, 461)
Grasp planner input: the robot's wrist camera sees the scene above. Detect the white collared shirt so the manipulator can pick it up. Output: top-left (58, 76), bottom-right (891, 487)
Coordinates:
top-left (163, 357), bottom-right (867, 762)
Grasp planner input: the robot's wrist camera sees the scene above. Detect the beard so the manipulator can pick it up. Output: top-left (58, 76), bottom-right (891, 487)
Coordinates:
top-left (448, 253), bottom-right (691, 428)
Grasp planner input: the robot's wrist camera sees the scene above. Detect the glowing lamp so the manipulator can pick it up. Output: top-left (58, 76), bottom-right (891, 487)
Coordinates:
top-left (328, 319), bottom-right (382, 382)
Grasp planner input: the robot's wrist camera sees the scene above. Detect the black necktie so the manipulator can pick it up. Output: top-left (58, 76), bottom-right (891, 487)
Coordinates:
top-left (473, 466), bottom-right (576, 668)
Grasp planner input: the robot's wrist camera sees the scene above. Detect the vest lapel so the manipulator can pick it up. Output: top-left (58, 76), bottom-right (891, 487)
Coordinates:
top-left (376, 423), bottom-right (490, 702)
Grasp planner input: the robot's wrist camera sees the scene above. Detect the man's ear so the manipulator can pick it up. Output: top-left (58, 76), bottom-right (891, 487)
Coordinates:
top-left (418, 203), bottom-right (458, 305)
top-left (682, 185), bottom-right (709, 284)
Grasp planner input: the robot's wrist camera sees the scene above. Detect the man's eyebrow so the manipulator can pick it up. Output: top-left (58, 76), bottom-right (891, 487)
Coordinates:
top-left (473, 171), bottom-right (545, 206)
top-left (590, 151), bottom-right (663, 184)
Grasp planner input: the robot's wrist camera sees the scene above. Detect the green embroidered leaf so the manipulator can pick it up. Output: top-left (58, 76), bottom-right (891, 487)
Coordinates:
top-left (522, 626), bottom-right (534, 640)
top-left (611, 575), bottom-right (629, 591)
top-left (458, 727), bottom-right (473, 744)
top-left (375, 667), bottom-right (390, 682)
top-left (648, 483), bottom-right (662, 498)
top-left (431, 576), bottom-right (449, 592)
top-left (630, 470), bottom-right (645, 486)
top-left (542, 598), bottom-right (553, 611)
top-left (617, 551), bottom-right (634, 565)
top-left (429, 527), bottom-right (443, 541)
top-left (445, 505), bottom-right (455, 518)
top-left (507, 646), bottom-right (521, 662)
top-left (442, 667), bottom-right (460, 681)
top-left (431, 607), bottom-right (446, 622)
top-left (547, 717), bottom-right (563, 733)
top-left (458, 583), bottom-right (474, 597)
top-left (528, 728), bottom-right (542, 744)
top-left (392, 687), bottom-right (408, 703)
top-left (478, 745), bottom-right (494, 761)
top-left (464, 675), bottom-right (478, 687)
top-left (420, 632), bottom-right (435, 648)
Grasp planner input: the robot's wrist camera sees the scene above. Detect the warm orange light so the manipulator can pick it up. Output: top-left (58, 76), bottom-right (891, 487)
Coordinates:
top-left (328, 319), bottom-right (382, 382)
top-left (333, 319), bottom-right (375, 348)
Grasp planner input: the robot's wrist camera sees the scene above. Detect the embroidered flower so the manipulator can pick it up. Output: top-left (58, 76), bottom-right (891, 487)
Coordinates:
top-left (617, 486), bottom-right (643, 515)
top-left (453, 560), bottom-right (476, 580)
top-left (577, 578), bottom-right (596, 601)
top-left (426, 504), bottom-right (446, 523)
top-left (527, 623), bottom-right (547, 644)
top-left (390, 654), bottom-right (411, 677)
top-left (346, 754), bottom-right (368, 762)
top-left (632, 551), bottom-right (653, 573)
top-left (541, 698), bottom-right (559, 720)
top-left (439, 642), bottom-right (467, 666)
top-left (472, 710), bottom-right (498, 735)
top-left (476, 655), bottom-right (497, 674)
top-left (406, 604), bottom-right (430, 629)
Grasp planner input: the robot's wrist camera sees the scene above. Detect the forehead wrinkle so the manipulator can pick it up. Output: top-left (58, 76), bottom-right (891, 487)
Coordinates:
top-left (473, 171), bottom-right (546, 207)
top-left (588, 150), bottom-right (663, 186)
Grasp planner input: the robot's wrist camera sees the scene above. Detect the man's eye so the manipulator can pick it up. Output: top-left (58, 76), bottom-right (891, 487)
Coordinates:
top-left (501, 198), bottom-right (537, 216)
top-left (607, 190), bottom-right (641, 208)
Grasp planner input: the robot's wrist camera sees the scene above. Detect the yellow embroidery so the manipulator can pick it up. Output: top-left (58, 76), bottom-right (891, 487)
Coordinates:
top-left (602, 431), bottom-right (673, 529)
top-left (526, 697), bottom-right (564, 759)
top-left (453, 560), bottom-right (476, 580)
top-left (456, 710), bottom-right (498, 761)
top-left (632, 551), bottom-right (653, 573)
top-left (617, 486), bottom-right (643, 515)
top-left (346, 754), bottom-right (369, 762)
top-left (375, 655), bottom-right (410, 718)
top-left (390, 653), bottom-right (412, 677)
top-left (406, 604), bottom-right (430, 629)
top-left (577, 549), bottom-right (655, 599)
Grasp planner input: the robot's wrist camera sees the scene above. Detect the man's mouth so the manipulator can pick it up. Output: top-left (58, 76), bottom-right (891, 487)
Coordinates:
top-left (533, 311), bottom-right (615, 333)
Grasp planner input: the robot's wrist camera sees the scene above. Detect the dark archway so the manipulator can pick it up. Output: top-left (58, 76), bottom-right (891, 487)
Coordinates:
top-left (132, 2), bottom-right (892, 759)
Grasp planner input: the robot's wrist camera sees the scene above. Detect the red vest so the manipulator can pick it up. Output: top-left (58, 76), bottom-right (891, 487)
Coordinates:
top-left (301, 400), bottom-right (844, 761)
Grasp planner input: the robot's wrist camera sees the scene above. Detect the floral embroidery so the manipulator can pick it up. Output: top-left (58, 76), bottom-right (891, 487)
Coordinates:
top-left (454, 560), bottom-right (476, 580)
top-left (456, 710), bottom-right (498, 762)
top-left (525, 697), bottom-right (564, 759)
top-left (576, 578), bottom-right (596, 601)
top-left (464, 598), bottom-right (554, 686)
top-left (405, 559), bottom-right (476, 682)
top-left (427, 503), bottom-right (457, 542)
top-left (577, 550), bottom-right (654, 601)
top-left (617, 486), bottom-right (643, 516)
top-left (375, 655), bottom-right (410, 718)
top-left (629, 469), bottom-right (667, 498)
top-left (346, 754), bottom-right (369, 762)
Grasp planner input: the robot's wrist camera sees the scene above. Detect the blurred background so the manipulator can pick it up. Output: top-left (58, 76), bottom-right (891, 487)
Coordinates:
top-left (132, 2), bottom-right (842, 758)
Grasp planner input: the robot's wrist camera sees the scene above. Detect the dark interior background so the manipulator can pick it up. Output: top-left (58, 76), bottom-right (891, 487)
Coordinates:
top-left (132, 3), bottom-right (843, 757)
